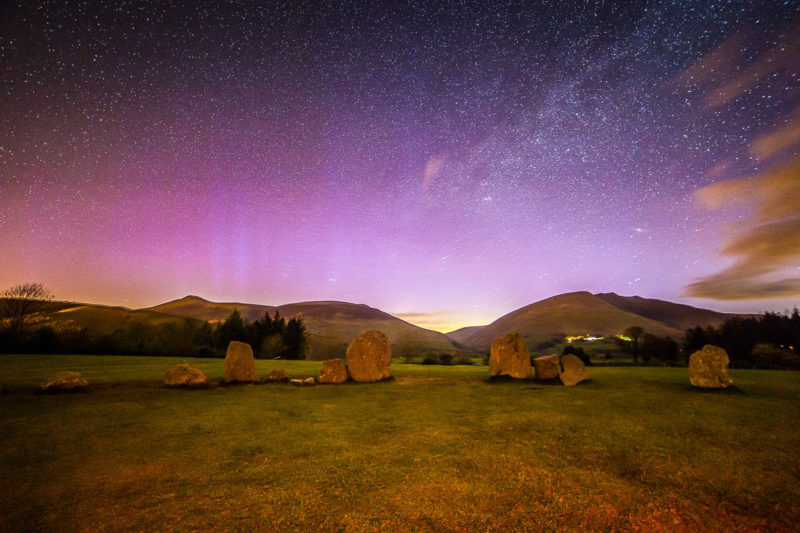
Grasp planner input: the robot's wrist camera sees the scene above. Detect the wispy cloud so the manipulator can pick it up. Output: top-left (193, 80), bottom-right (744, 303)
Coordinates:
top-left (687, 156), bottom-right (800, 300)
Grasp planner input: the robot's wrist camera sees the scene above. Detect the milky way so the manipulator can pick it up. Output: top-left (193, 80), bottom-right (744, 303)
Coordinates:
top-left (2, 1), bottom-right (799, 331)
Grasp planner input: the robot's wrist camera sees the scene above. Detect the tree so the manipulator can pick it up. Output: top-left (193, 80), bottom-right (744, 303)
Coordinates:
top-left (0, 283), bottom-right (53, 348)
top-left (623, 326), bottom-right (644, 364)
top-left (283, 317), bottom-right (308, 360)
top-left (217, 308), bottom-right (248, 347)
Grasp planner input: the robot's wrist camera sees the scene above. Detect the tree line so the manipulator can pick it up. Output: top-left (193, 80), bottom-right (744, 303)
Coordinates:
top-left (683, 310), bottom-right (800, 369)
top-left (0, 284), bottom-right (307, 359)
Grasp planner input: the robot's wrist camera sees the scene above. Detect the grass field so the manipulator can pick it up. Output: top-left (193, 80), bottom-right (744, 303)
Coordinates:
top-left (1, 355), bottom-right (799, 532)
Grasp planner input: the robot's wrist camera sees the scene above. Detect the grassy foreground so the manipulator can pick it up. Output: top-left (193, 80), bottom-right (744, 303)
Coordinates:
top-left (1, 355), bottom-right (799, 532)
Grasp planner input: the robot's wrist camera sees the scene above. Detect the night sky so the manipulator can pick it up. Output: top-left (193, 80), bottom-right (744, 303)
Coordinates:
top-left (2, 1), bottom-right (799, 332)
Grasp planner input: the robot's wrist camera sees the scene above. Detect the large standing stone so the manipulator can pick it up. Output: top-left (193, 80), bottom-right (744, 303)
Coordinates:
top-left (345, 330), bottom-right (391, 382)
top-left (223, 341), bottom-right (257, 383)
top-left (489, 332), bottom-right (532, 379)
top-left (262, 368), bottom-right (289, 383)
top-left (164, 363), bottom-right (208, 388)
top-left (318, 358), bottom-right (349, 384)
top-left (40, 371), bottom-right (88, 392)
top-left (689, 344), bottom-right (733, 388)
top-left (559, 354), bottom-right (588, 386)
top-left (533, 354), bottom-right (561, 380)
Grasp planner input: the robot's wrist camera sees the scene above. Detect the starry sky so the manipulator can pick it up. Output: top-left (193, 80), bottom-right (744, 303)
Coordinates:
top-left (2, 1), bottom-right (799, 332)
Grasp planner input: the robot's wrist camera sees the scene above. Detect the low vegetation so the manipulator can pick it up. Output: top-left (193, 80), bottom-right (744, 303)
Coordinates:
top-left (1, 354), bottom-right (799, 531)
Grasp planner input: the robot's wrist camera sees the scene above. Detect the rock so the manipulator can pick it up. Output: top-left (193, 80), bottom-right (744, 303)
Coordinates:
top-left (689, 344), bottom-right (733, 388)
top-left (262, 368), bottom-right (289, 383)
top-left (40, 371), bottom-right (88, 392)
top-left (164, 363), bottom-right (208, 388)
top-left (318, 358), bottom-right (349, 384)
top-left (303, 377), bottom-right (316, 385)
top-left (559, 354), bottom-right (588, 386)
top-left (533, 354), bottom-right (561, 380)
top-left (223, 341), bottom-right (257, 383)
top-left (489, 332), bottom-right (532, 379)
top-left (289, 379), bottom-right (305, 386)
top-left (345, 330), bottom-right (391, 382)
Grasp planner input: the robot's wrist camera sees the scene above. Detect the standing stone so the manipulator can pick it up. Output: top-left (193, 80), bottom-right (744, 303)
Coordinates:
top-left (489, 332), bottom-right (532, 379)
top-left (345, 330), bottom-right (391, 382)
top-left (262, 368), bottom-right (289, 383)
top-left (223, 341), bottom-right (257, 383)
top-left (318, 358), bottom-right (349, 384)
top-left (689, 345), bottom-right (733, 388)
top-left (164, 363), bottom-right (208, 388)
top-left (559, 354), bottom-right (588, 386)
top-left (533, 354), bottom-right (561, 380)
top-left (40, 371), bottom-right (88, 392)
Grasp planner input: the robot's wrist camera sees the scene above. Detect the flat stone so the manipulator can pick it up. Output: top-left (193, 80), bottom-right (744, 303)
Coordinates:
top-left (489, 332), bottom-right (532, 379)
top-left (40, 371), bottom-right (88, 392)
top-left (303, 377), bottom-right (316, 385)
top-left (346, 330), bottom-right (391, 382)
top-left (559, 354), bottom-right (587, 386)
top-left (533, 354), bottom-right (560, 380)
top-left (223, 341), bottom-right (257, 383)
top-left (289, 379), bottom-right (304, 386)
top-left (164, 363), bottom-right (208, 388)
top-left (689, 344), bottom-right (733, 388)
top-left (318, 358), bottom-right (349, 384)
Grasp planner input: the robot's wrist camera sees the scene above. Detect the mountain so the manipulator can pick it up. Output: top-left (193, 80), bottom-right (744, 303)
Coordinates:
top-left (451, 291), bottom-right (684, 351)
top-left (593, 293), bottom-right (741, 331)
top-left (148, 296), bottom-right (465, 359)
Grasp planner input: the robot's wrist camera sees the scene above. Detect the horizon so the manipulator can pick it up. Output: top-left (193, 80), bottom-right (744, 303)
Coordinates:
top-left (2, 2), bottom-right (799, 332)
top-left (31, 288), bottom-right (784, 334)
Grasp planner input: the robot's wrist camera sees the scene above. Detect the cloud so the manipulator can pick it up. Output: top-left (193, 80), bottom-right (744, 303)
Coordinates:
top-left (687, 156), bottom-right (800, 300)
top-left (673, 20), bottom-right (800, 111)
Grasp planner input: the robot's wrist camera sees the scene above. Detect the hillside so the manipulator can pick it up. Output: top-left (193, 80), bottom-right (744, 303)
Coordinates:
top-left (148, 297), bottom-right (465, 360)
top-left (455, 291), bottom-right (683, 351)
top-left (594, 293), bottom-right (741, 331)
top-left (42, 303), bottom-right (201, 334)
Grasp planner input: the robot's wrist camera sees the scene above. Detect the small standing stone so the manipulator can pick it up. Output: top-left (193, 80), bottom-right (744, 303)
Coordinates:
top-left (533, 354), bottom-right (561, 380)
top-left (164, 363), bottom-right (208, 388)
top-left (223, 341), bottom-right (257, 383)
top-left (689, 345), bottom-right (733, 388)
top-left (318, 358), bottom-right (349, 384)
top-left (559, 354), bottom-right (587, 386)
top-left (489, 332), bottom-right (532, 379)
top-left (262, 368), bottom-right (289, 383)
top-left (346, 330), bottom-right (392, 382)
top-left (40, 371), bottom-right (88, 392)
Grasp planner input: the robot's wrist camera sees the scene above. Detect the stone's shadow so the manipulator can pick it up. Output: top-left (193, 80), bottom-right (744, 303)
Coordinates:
top-left (641, 379), bottom-right (747, 395)
top-left (486, 375), bottom-right (537, 384)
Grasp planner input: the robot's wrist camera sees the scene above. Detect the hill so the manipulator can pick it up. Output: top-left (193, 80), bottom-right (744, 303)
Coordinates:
top-left (454, 291), bottom-right (683, 351)
top-left (446, 325), bottom-right (486, 344)
top-left (148, 297), bottom-right (465, 359)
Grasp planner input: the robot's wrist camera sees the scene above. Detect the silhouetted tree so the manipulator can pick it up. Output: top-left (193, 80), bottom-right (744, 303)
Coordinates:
top-left (623, 326), bottom-right (645, 364)
top-left (283, 317), bottom-right (308, 360)
top-left (217, 308), bottom-right (248, 347)
top-left (0, 283), bottom-right (54, 349)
